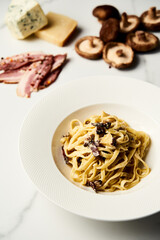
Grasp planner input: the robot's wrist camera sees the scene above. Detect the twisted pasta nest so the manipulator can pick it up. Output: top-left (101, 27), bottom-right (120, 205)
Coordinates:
top-left (60, 111), bottom-right (150, 192)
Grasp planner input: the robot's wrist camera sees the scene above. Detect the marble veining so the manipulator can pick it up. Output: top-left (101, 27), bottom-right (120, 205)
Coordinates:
top-left (0, 23), bottom-right (6, 30)
top-left (40, 0), bottom-right (58, 4)
top-left (0, 192), bottom-right (37, 240)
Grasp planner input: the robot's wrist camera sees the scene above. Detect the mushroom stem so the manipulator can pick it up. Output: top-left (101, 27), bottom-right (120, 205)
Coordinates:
top-left (121, 12), bottom-right (130, 27)
top-left (136, 31), bottom-right (148, 42)
top-left (116, 49), bottom-right (124, 57)
top-left (148, 7), bottom-right (157, 19)
top-left (88, 38), bottom-right (95, 48)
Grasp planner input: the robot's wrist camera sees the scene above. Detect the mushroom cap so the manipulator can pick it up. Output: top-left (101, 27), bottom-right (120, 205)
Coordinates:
top-left (103, 42), bottom-right (134, 69)
top-left (93, 5), bottom-right (120, 21)
top-left (120, 12), bottom-right (140, 33)
top-left (75, 36), bottom-right (104, 60)
top-left (141, 7), bottom-right (160, 31)
top-left (100, 18), bottom-right (120, 43)
top-left (126, 30), bottom-right (159, 52)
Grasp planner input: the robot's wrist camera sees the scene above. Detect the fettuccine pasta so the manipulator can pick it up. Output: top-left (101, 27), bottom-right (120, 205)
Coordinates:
top-left (60, 111), bottom-right (150, 192)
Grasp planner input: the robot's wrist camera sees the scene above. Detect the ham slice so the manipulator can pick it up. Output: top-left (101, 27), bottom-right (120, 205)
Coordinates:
top-left (0, 69), bottom-right (24, 83)
top-left (51, 54), bottom-right (67, 71)
top-left (0, 65), bottom-right (29, 83)
top-left (0, 52), bottom-right (67, 98)
top-left (39, 54), bottom-right (67, 89)
top-left (16, 55), bottom-right (53, 98)
top-left (39, 68), bottom-right (61, 89)
top-left (0, 52), bottom-right (46, 71)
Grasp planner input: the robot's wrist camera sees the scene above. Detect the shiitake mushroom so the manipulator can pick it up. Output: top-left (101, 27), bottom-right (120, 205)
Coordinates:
top-left (120, 12), bottom-right (140, 33)
top-left (103, 42), bottom-right (134, 69)
top-left (75, 36), bottom-right (104, 59)
top-left (99, 18), bottom-right (120, 43)
top-left (141, 7), bottom-right (160, 31)
top-left (126, 31), bottom-right (159, 52)
top-left (93, 5), bottom-right (120, 22)
top-left (74, 5), bottom-right (160, 69)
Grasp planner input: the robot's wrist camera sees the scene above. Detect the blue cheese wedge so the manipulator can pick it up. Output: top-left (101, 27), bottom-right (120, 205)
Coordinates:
top-left (6, 0), bottom-right (48, 39)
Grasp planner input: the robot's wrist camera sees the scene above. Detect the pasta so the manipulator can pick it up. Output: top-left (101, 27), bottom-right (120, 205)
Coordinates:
top-left (60, 111), bottom-right (150, 192)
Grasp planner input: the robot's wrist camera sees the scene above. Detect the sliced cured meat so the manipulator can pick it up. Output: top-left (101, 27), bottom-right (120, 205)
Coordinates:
top-left (0, 52), bottom-right (46, 71)
top-left (39, 54), bottom-right (67, 89)
top-left (0, 69), bottom-right (24, 83)
top-left (51, 54), bottom-right (67, 71)
top-left (16, 55), bottom-right (53, 98)
top-left (0, 65), bottom-right (29, 83)
top-left (0, 52), bottom-right (67, 98)
top-left (39, 68), bottom-right (61, 89)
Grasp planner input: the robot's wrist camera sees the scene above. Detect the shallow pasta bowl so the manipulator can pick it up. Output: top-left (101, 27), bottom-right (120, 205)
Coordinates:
top-left (19, 75), bottom-right (160, 221)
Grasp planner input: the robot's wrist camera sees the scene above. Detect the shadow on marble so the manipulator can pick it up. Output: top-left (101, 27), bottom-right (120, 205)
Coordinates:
top-left (116, 43), bottom-right (160, 72)
top-left (65, 26), bottom-right (83, 46)
top-left (136, 43), bottom-right (160, 55)
top-left (57, 205), bottom-right (160, 239)
top-left (16, 26), bottom-right (83, 47)
top-left (39, 192), bottom-right (160, 240)
top-left (117, 54), bottom-right (140, 71)
top-left (79, 211), bottom-right (160, 239)
top-left (23, 35), bottom-right (40, 42)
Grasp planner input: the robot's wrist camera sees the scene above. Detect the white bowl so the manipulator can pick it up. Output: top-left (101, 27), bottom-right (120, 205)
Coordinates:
top-left (19, 76), bottom-right (160, 221)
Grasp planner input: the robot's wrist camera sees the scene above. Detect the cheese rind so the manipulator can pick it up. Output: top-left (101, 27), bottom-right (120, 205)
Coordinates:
top-left (35, 12), bottom-right (78, 46)
top-left (6, 0), bottom-right (48, 39)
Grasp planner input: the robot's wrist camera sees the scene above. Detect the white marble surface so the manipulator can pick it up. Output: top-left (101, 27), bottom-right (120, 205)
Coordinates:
top-left (0, 0), bottom-right (160, 239)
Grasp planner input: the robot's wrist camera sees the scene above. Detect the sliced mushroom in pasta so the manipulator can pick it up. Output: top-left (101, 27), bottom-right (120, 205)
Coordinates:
top-left (60, 111), bottom-right (150, 192)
